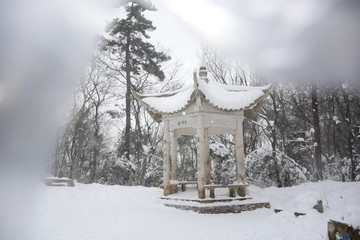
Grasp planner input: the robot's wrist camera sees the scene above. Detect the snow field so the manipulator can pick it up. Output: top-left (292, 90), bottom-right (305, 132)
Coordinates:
top-left (30, 181), bottom-right (360, 240)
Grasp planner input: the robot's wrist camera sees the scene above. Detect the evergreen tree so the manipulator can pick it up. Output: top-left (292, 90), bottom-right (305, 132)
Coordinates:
top-left (102, 3), bottom-right (170, 162)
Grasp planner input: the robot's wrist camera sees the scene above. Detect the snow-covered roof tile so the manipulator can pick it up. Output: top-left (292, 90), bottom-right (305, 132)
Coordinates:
top-left (142, 86), bottom-right (194, 113)
top-left (132, 68), bottom-right (273, 122)
top-left (197, 76), bottom-right (268, 111)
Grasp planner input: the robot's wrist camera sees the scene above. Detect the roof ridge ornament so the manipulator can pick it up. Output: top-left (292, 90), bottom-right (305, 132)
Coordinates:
top-left (199, 66), bottom-right (209, 83)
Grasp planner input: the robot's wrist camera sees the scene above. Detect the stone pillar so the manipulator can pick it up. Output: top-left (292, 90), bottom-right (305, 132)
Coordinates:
top-left (197, 115), bottom-right (206, 199)
top-left (163, 120), bottom-right (171, 195)
top-left (235, 117), bottom-right (245, 184)
top-left (204, 128), bottom-right (210, 184)
top-left (171, 131), bottom-right (178, 181)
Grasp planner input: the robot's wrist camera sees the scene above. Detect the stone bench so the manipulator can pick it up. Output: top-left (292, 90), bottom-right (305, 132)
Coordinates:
top-left (170, 181), bottom-right (198, 192)
top-left (204, 184), bottom-right (246, 198)
top-left (178, 181), bottom-right (198, 192)
top-left (44, 178), bottom-right (75, 187)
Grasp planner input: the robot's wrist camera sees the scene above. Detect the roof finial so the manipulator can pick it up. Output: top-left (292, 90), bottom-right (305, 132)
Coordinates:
top-left (199, 66), bottom-right (209, 83)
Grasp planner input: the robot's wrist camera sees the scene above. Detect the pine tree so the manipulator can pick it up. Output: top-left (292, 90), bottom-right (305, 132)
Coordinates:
top-left (102, 3), bottom-right (170, 162)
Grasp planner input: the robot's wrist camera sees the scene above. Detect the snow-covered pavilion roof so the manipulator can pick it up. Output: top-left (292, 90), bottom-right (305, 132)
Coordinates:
top-left (132, 67), bottom-right (273, 122)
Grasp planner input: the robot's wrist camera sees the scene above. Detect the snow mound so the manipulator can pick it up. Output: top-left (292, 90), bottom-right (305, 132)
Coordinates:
top-left (294, 191), bottom-right (321, 210)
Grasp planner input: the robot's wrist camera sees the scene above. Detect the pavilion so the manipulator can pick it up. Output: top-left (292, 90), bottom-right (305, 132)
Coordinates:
top-left (132, 67), bottom-right (273, 199)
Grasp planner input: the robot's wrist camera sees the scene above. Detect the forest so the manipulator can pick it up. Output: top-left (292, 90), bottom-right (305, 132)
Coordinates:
top-left (49, 3), bottom-right (360, 188)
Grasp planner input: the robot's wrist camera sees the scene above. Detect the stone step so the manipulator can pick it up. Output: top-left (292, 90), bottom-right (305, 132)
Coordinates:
top-left (164, 201), bottom-right (270, 214)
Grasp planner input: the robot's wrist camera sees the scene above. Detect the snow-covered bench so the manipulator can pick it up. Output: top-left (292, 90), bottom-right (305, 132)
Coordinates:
top-left (170, 181), bottom-right (198, 192)
top-left (204, 184), bottom-right (246, 198)
top-left (44, 177), bottom-right (75, 187)
top-left (178, 181), bottom-right (198, 192)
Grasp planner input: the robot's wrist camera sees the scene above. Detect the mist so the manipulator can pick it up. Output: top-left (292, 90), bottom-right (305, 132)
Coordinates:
top-left (0, 0), bottom-right (118, 239)
top-left (162, 0), bottom-right (360, 82)
top-left (1, 0), bottom-right (359, 239)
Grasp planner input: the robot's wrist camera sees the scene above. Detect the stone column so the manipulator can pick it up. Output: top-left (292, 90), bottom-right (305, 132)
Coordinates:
top-left (204, 128), bottom-right (210, 184)
top-left (197, 115), bottom-right (206, 199)
top-left (171, 131), bottom-right (178, 181)
top-left (163, 120), bottom-right (171, 195)
top-left (235, 117), bottom-right (245, 184)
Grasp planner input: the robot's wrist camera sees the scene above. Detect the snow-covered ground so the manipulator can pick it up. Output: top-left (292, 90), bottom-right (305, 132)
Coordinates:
top-left (29, 181), bottom-right (359, 240)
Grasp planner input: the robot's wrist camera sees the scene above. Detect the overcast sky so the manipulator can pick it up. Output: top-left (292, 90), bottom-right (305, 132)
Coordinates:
top-left (5, 0), bottom-right (353, 83)
top-left (97, 0), bottom-right (360, 82)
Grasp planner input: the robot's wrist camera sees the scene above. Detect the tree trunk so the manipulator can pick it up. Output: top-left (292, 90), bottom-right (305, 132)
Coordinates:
top-left (311, 82), bottom-right (323, 180)
top-left (271, 93), bottom-right (283, 188)
top-left (348, 127), bottom-right (355, 181)
top-left (139, 154), bottom-right (149, 186)
top-left (271, 129), bottom-right (283, 187)
top-left (72, 106), bottom-right (87, 181)
top-left (331, 99), bottom-right (339, 155)
top-left (124, 34), bottom-right (131, 162)
top-left (342, 88), bottom-right (355, 181)
top-left (73, 131), bottom-right (82, 181)
top-left (133, 100), bottom-right (145, 185)
top-left (137, 123), bottom-right (146, 186)
top-left (91, 104), bottom-right (100, 183)
top-left (250, 123), bottom-right (257, 152)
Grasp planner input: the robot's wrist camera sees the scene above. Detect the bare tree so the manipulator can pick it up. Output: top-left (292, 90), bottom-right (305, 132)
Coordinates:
top-left (333, 81), bottom-right (358, 181)
top-left (200, 46), bottom-right (250, 86)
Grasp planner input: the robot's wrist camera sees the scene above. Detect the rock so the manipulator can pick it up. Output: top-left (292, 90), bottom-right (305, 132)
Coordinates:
top-left (328, 220), bottom-right (360, 240)
top-left (313, 200), bottom-right (323, 213)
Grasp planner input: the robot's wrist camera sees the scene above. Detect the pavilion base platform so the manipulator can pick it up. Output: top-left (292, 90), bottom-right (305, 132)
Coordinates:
top-left (164, 201), bottom-right (270, 214)
top-left (161, 196), bottom-right (252, 204)
top-left (160, 187), bottom-right (270, 214)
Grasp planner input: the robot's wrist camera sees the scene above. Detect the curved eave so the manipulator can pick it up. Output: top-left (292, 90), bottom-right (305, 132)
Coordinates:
top-left (132, 88), bottom-right (197, 123)
top-left (198, 83), bottom-right (274, 118)
top-left (136, 85), bottom-right (192, 99)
